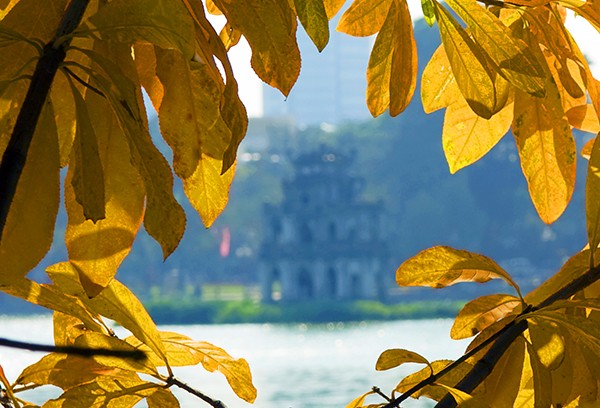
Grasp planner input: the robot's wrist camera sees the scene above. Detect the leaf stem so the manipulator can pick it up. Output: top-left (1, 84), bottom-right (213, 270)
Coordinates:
top-left (0, 0), bottom-right (91, 240)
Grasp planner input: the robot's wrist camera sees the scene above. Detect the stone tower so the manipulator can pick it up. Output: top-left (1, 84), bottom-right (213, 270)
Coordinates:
top-left (259, 146), bottom-right (388, 302)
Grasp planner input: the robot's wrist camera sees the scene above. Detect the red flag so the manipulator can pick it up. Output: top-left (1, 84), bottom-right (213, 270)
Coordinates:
top-left (219, 227), bottom-right (231, 257)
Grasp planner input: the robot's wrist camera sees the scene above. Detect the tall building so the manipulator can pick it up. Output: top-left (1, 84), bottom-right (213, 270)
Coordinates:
top-left (262, 18), bottom-right (373, 126)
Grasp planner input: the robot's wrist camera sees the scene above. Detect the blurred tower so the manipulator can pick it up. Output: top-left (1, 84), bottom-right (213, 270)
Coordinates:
top-left (259, 146), bottom-right (389, 302)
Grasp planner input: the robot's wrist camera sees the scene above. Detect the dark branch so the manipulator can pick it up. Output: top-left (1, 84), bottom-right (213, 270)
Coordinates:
top-left (0, 337), bottom-right (146, 360)
top-left (0, 0), bottom-right (91, 239)
top-left (167, 377), bottom-right (227, 408)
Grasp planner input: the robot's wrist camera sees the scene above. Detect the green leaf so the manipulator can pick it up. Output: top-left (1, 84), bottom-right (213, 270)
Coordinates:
top-left (375, 349), bottom-right (431, 371)
top-left (421, 0), bottom-right (435, 26)
top-left (396, 246), bottom-right (522, 297)
top-left (451, 294), bottom-right (522, 340)
top-left (295, 0), bottom-right (329, 51)
top-left (83, 0), bottom-right (196, 59)
top-left (66, 75), bottom-right (105, 223)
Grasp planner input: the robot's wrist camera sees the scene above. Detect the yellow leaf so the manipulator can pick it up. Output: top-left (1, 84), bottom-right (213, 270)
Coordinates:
top-left (465, 315), bottom-right (517, 353)
top-left (82, 0), bottom-right (196, 59)
top-left (451, 294), bottom-right (522, 340)
top-left (42, 377), bottom-right (158, 408)
top-left (582, 137), bottom-right (595, 161)
top-left (323, 0), bottom-right (346, 19)
top-left (211, 0), bottom-right (300, 96)
top-left (182, 2), bottom-right (248, 173)
top-left (16, 353), bottom-right (135, 390)
top-left (0, 278), bottom-right (104, 333)
top-left (434, 3), bottom-right (497, 119)
top-left (346, 391), bottom-right (376, 408)
top-left (183, 155), bottom-right (236, 228)
top-left (53, 312), bottom-right (88, 347)
top-left (421, 45), bottom-right (459, 113)
top-left (133, 43), bottom-right (164, 109)
top-left (587, 136), bottom-right (600, 260)
top-left (295, 0), bottom-right (329, 51)
top-left (395, 359), bottom-right (474, 400)
top-left (375, 348), bottom-right (430, 371)
top-left (147, 388), bottom-right (180, 408)
top-left (65, 91), bottom-right (144, 295)
top-left (443, 94), bottom-right (513, 174)
top-left (337, 0), bottom-right (393, 37)
top-left (128, 331), bottom-right (256, 403)
top-left (526, 250), bottom-right (593, 307)
top-left (46, 262), bottom-right (168, 365)
top-left (513, 87), bottom-right (576, 224)
top-left (443, 0), bottom-right (546, 96)
top-left (219, 22), bottom-right (241, 51)
top-left (366, 0), bottom-right (417, 117)
top-left (66, 75), bottom-right (106, 222)
top-left (74, 332), bottom-right (158, 375)
top-left (527, 318), bottom-right (565, 370)
top-left (77, 45), bottom-right (186, 258)
top-left (396, 246), bottom-right (522, 296)
top-left (525, 340), bottom-right (553, 408)
top-left (433, 383), bottom-right (490, 407)
top-left (566, 104), bottom-right (600, 134)
top-left (481, 336), bottom-right (526, 407)
top-left (50, 71), bottom-right (76, 168)
top-left (0, 100), bottom-right (59, 282)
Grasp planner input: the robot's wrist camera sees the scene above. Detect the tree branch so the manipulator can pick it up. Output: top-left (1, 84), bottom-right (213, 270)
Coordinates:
top-left (0, 337), bottom-right (146, 360)
top-left (166, 376), bottom-right (227, 408)
top-left (0, 0), bottom-right (91, 239)
top-left (380, 264), bottom-right (600, 408)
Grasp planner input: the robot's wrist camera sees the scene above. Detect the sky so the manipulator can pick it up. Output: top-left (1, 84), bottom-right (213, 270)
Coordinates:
top-left (212, 3), bottom-right (600, 118)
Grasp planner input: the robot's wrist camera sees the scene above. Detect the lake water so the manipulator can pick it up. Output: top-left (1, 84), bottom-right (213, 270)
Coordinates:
top-left (0, 316), bottom-right (470, 407)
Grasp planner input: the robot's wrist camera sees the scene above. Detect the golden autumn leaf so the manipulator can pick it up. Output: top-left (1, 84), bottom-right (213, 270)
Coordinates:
top-left (294, 0), bottom-right (329, 51)
top-left (42, 377), bottom-right (159, 408)
top-left (46, 262), bottom-right (168, 365)
top-left (76, 46), bottom-right (186, 259)
top-left (16, 353), bottom-right (135, 391)
top-left (375, 349), bottom-right (430, 371)
top-left (433, 383), bottom-right (490, 407)
top-left (337, 0), bottom-right (393, 37)
top-left (421, 45), bottom-right (459, 113)
top-left (587, 137), bottom-right (600, 260)
top-left (530, 311), bottom-right (600, 358)
top-left (66, 77), bottom-right (105, 222)
top-left (212, 0), bottom-right (301, 96)
top-left (443, 95), bottom-right (513, 174)
top-left (434, 3), bottom-right (498, 119)
top-left (513, 87), bottom-right (576, 225)
top-left (366, 0), bottom-right (417, 117)
top-left (0, 100), bottom-right (59, 282)
top-left (480, 336), bottom-right (527, 406)
top-left (451, 294), bottom-right (522, 340)
top-left (443, 0), bottom-right (546, 96)
top-left (465, 315), bottom-right (518, 353)
top-left (528, 318), bottom-right (565, 370)
top-left (147, 388), bottom-right (181, 408)
top-left (323, 0), bottom-right (346, 18)
top-left (566, 104), bottom-right (600, 134)
top-left (219, 22), bottom-right (241, 51)
top-left (526, 339), bottom-right (553, 408)
top-left (64, 89), bottom-right (144, 296)
top-left (346, 391), bottom-right (376, 408)
top-left (81, 0), bottom-right (196, 59)
top-left (396, 246), bottom-right (522, 296)
top-left (395, 359), bottom-right (474, 400)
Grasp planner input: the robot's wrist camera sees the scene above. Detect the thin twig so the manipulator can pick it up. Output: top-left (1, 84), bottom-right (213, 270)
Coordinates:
top-left (166, 376), bottom-right (227, 408)
top-left (0, 337), bottom-right (146, 360)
